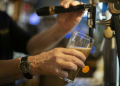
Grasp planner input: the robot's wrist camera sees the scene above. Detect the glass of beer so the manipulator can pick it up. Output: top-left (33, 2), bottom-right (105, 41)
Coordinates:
top-left (59, 31), bottom-right (94, 83)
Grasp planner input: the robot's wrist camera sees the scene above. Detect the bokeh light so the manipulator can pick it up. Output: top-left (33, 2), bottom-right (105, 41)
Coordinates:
top-left (64, 32), bottom-right (72, 39)
top-left (29, 13), bottom-right (40, 25)
top-left (79, 30), bottom-right (86, 35)
top-left (90, 46), bottom-right (96, 54)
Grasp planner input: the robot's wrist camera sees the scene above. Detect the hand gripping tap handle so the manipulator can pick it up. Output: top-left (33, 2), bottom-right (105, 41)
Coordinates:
top-left (36, 4), bottom-right (91, 16)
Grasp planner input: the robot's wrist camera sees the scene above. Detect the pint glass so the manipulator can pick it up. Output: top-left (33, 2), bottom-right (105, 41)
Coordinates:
top-left (60, 31), bottom-right (94, 83)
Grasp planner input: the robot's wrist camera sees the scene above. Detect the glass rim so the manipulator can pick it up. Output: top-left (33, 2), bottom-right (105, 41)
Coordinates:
top-left (74, 31), bottom-right (95, 42)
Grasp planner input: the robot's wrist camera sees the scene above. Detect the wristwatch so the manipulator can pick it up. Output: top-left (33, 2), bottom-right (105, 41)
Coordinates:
top-left (19, 56), bottom-right (33, 79)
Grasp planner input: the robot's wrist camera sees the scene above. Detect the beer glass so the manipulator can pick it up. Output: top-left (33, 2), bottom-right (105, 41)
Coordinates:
top-left (59, 31), bottom-right (94, 83)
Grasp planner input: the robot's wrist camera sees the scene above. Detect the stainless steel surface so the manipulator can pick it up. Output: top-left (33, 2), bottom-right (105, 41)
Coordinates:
top-left (97, 20), bottom-right (111, 26)
top-left (84, 4), bottom-right (91, 10)
top-left (108, 3), bottom-right (120, 14)
top-left (65, 78), bottom-right (103, 86)
top-left (88, 0), bottom-right (119, 85)
top-left (102, 37), bottom-right (117, 86)
top-left (89, 0), bottom-right (99, 4)
top-left (87, 12), bottom-right (93, 28)
top-left (99, 0), bottom-right (118, 3)
top-left (100, 38), bottom-right (105, 52)
top-left (89, 0), bottom-right (119, 4)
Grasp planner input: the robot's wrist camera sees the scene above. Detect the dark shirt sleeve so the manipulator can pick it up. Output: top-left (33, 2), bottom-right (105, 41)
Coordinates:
top-left (4, 12), bottom-right (34, 54)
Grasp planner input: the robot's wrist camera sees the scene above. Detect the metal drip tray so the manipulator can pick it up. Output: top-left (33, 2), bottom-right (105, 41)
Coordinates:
top-left (65, 77), bottom-right (103, 86)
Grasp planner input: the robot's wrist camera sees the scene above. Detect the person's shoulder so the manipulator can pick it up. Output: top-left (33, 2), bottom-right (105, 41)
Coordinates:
top-left (0, 10), bottom-right (7, 14)
top-left (0, 10), bottom-right (5, 14)
top-left (0, 11), bottom-right (9, 16)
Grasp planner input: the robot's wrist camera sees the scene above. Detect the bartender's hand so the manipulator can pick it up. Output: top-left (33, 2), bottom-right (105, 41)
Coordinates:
top-left (57, 1), bottom-right (84, 32)
top-left (30, 48), bottom-right (86, 78)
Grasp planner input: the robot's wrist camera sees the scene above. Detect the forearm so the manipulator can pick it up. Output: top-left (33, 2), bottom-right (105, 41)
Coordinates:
top-left (0, 47), bottom-right (86, 85)
top-left (27, 1), bottom-right (84, 55)
top-left (27, 23), bottom-right (70, 55)
top-left (0, 58), bottom-right (23, 85)
top-left (0, 56), bottom-right (37, 85)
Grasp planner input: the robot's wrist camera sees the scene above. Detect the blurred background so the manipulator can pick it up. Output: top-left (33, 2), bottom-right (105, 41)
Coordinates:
top-left (0, 0), bottom-right (109, 86)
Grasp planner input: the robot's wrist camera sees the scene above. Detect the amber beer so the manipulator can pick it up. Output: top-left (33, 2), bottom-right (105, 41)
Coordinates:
top-left (59, 31), bottom-right (94, 83)
top-left (66, 47), bottom-right (91, 83)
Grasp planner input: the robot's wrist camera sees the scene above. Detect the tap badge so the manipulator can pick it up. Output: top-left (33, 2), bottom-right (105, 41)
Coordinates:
top-left (49, 6), bottom-right (55, 15)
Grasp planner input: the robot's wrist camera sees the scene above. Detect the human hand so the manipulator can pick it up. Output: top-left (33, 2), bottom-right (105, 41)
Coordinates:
top-left (57, 1), bottom-right (85, 32)
top-left (32, 48), bottom-right (86, 78)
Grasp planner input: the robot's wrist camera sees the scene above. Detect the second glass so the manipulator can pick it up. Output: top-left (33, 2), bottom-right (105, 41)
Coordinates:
top-left (60, 31), bottom-right (94, 83)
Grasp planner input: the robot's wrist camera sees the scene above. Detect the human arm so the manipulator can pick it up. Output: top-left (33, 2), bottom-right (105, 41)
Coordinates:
top-left (27, 1), bottom-right (84, 55)
top-left (0, 48), bottom-right (86, 85)
top-left (0, 0), bottom-right (86, 85)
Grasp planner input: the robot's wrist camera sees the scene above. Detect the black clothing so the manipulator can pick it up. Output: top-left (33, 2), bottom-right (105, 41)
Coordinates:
top-left (0, 11), bottom-right (33, 85)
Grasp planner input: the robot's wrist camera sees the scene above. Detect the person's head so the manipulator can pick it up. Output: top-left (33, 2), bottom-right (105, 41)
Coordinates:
top-left (0, 0), bottom-right (9, 10)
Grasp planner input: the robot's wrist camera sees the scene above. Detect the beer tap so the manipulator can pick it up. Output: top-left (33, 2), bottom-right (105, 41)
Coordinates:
top-left (87, 0), bottom-right (98, 38)
top-left (36, 0), bottom-right (120, 85)
top-left (90, 0), bottom-right (120, 85)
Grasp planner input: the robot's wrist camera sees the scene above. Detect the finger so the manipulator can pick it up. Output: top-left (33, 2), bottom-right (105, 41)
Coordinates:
top-left (70, 1), bottom-right (81, 6)
top-left (58, 61), bottom-right (78, 71)
top-left (70, 1), bottom-right (84, 14)
top-left (61, 48), bottom-right (86, 62)
top-left (75, 10), bottom-right (85, 17)
top-left (54, 68), bottom-right (68, 78)
top-left (61, 55), bottom-right (85, 68)
top-left (80, 2), bottom-right (83, 4)
top-left (60, 1), bottom-right (72, 8)
top-left (60, 0), bottom-right (74, 6)
top-left (69, 2), bottom-right (85, 17)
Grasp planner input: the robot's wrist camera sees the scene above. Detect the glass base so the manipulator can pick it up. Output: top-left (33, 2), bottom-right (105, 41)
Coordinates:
top-left (59, 77), bottom-right (73, 83)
